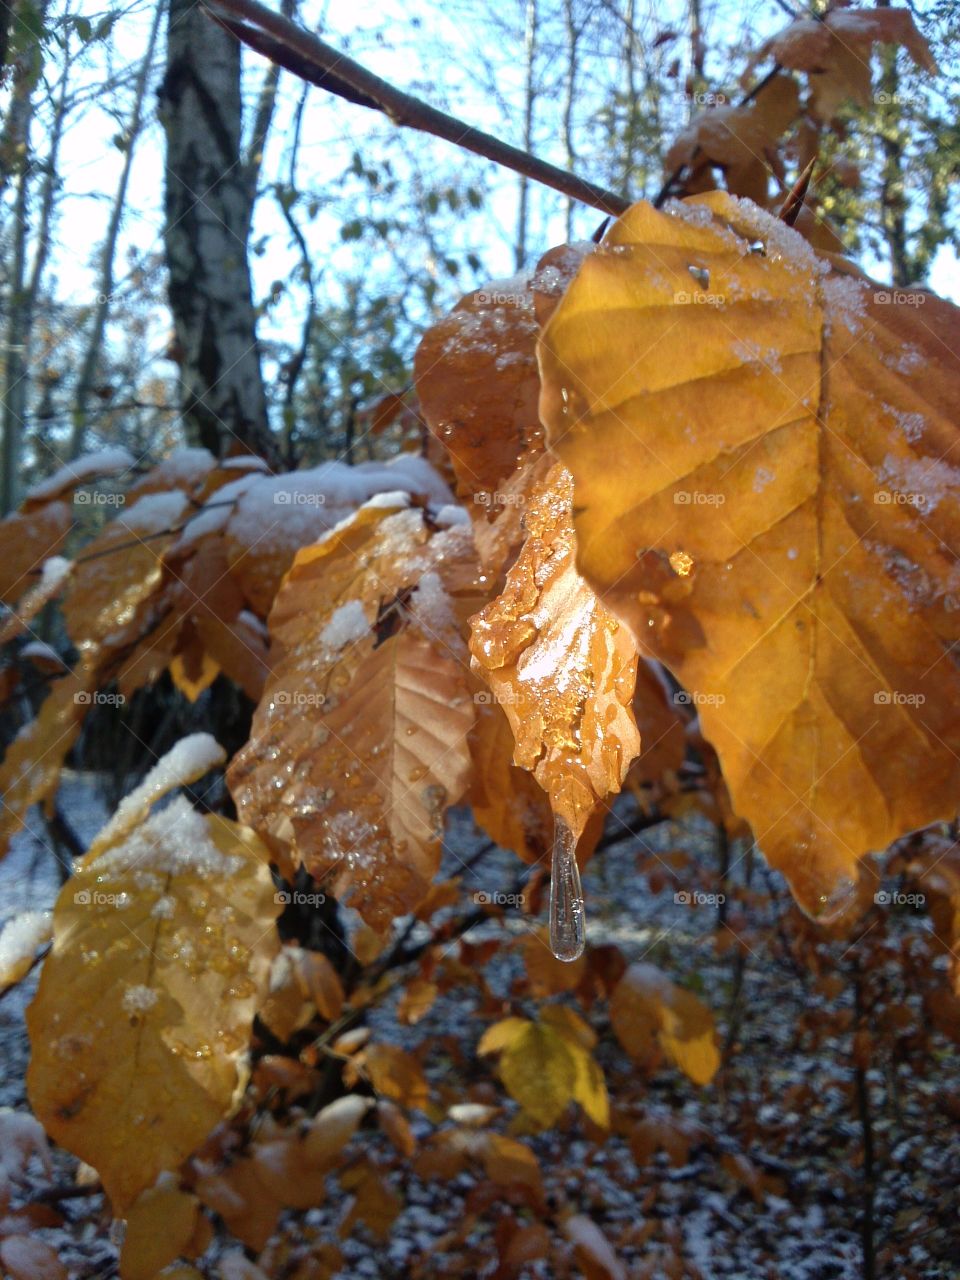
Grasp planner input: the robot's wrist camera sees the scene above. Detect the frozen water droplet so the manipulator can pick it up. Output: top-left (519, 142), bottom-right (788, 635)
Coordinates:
top-left (549, 817), bottom-right (585, 962)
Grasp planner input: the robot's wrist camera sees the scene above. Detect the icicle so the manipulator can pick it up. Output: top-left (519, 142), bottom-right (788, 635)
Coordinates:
top-left (549, 817), bottom-right (585, 962)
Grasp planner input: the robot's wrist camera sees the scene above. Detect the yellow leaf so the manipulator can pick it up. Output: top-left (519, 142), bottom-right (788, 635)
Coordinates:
top-left (470, 463), bottom-right (640, 837)
top-left (119, 1178), bottom-right (203, 1280)
top-left (539, 192), bottom-right (960, 920)
top-left (27, 741), bottom-right (280, 1212)
top-left (498, 1021), bottom-right (578, 1127)
top-left (0, 670), bottom-right (87, 856)
top-left (477, 1016), bottom-right (531, 1056)
top-left (610, 963), bottom-right (719, 1085)
top-left (169, 650), bottom-right (220, 702)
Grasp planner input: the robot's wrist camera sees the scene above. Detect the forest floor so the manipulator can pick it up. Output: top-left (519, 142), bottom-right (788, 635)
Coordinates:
top-left (1, 778), bottom-right (958, 1280)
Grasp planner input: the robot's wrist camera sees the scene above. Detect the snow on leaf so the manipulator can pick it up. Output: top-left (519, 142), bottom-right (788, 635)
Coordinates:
top-left (539, 191), bottom-right (960, 920)
top-left (229, 499), bottom-right (479, 926)
top-left (26, 742), bottom-right (279, 1213)
top-left (0, 911), bottom-right (52, 992)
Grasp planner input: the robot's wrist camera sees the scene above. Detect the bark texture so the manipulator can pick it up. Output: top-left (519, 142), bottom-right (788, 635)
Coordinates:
top-left (159, 0), bottom-right (273, 460)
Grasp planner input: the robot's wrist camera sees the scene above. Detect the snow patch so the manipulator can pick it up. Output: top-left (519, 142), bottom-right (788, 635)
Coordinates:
top-left (319, 601), bottom-right (370, 654)
top-left (0, 912), bottom-right (52, 985)
top-left (27, 447), bottom-right (135, 501)
top-left (121, 985), bottom-right (158, 1015)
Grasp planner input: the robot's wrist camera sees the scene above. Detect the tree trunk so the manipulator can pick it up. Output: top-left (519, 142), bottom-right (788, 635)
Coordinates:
top-left (158, 0), bottom-right (274, 461)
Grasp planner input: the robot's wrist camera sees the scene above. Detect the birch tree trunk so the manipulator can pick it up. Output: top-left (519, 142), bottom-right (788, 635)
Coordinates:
top-left (158, 0), bottom-right (274, 460)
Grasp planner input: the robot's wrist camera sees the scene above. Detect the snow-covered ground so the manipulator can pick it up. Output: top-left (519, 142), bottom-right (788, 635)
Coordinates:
top-left (0, 783), bottom-right (957, 1278)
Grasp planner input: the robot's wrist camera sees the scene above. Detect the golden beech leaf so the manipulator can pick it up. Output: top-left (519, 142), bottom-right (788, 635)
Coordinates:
top-left (496, 1020), bottom-right (579, 1127)
top-left (0, 501), bottom-right (71, 606)
top-left (229, 500), bottom-right (478, 927)
top-left (119, 1178), bottom-right (205, 1280)
top-left (27, 741), bottom-right (279, 1213)
top-left (470, 463), bottom-right (640, 839)
top-left (610, 963), bottom-right (720, 1085)
top-left (747, 9), bottom-right (936, 123)
top-left (0, 670), bottom-right (88, 856)
top-left (477, 1016), bottom-right (530, 1056)
top-left (377, 1099), bottom-right (417, 1157)
top-left (539, 192), bottom-right (960, 921)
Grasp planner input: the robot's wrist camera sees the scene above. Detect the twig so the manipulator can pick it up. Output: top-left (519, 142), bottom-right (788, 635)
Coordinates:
top-left (203, 0), bottom-right (630, 218)
top-left (777, 154), bottom-right (817, 226)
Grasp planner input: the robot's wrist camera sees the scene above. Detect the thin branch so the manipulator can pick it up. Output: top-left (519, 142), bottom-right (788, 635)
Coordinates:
top-left (203, 0), bottom-right (630, 218)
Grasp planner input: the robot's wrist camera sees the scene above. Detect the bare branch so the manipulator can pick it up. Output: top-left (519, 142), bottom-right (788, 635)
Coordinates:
top-left (203, 0), bottom-right (631, 219)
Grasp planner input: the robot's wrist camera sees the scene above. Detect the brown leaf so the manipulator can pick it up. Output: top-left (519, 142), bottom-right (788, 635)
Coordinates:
top-left (0, 502), bottom-right (71, 606)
